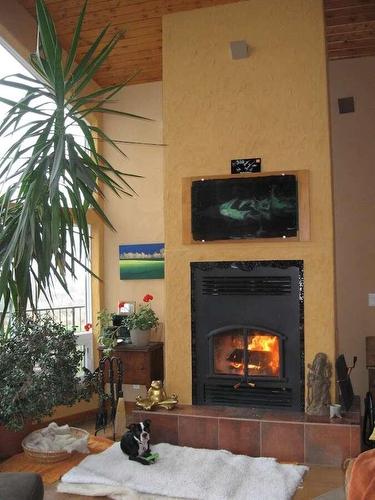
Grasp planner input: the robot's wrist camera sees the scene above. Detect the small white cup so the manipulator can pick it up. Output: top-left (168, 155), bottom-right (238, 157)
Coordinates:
top-left (329, 404), bottom-right (342, 419)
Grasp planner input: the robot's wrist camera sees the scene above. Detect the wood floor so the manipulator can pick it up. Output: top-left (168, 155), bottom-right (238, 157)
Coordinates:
top-left (43, 417), bottom-right (345, 500)
top-left (294, 467), bottom-right (344, 499)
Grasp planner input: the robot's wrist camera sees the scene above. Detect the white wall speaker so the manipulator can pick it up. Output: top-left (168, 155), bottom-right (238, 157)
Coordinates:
top-left (230, 40), bottom-right (249, 60)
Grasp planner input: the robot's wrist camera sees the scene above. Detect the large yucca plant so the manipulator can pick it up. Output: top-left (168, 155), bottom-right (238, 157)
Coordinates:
top-left (0, 0), bottom-right (144, 324)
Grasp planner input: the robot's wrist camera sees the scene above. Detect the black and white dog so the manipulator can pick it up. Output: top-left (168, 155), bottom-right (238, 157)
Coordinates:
top-left (120, 420), bottom-right (152, 465)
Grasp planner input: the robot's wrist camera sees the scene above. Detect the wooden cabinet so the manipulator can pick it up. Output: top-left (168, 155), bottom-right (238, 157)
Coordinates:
top-left (98, 342), bottom-right (164, 386)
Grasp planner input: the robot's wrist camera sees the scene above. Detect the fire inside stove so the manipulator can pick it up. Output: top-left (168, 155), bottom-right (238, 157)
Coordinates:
top-left (214, 331), bottom-right (280, 377)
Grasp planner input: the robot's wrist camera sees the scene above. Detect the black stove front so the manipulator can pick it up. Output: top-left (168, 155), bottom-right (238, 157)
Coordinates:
top-left (191, 260), bottom-right (304, 411)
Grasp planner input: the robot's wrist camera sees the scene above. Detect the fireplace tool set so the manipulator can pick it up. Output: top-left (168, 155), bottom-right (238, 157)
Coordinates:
top-left (95, 356), bottom-right (125, 440)
top-left (336, 354), bottom-right (357, 411)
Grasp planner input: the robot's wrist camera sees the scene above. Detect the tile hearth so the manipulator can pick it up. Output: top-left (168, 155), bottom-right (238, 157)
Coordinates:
top-left (133, 401), bottom-right (361, 467)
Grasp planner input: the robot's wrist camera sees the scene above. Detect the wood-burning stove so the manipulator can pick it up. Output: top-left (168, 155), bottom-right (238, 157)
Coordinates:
top-left (191, 260), bottom-right (304, 411)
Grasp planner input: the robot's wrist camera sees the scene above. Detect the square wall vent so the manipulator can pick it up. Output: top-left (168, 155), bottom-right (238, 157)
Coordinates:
top-left (338, 97), bottom-right (355, 114)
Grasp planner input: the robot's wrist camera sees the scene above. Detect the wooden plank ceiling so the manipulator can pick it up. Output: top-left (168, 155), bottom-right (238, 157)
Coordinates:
top-left (325, 0), bottom-right (375, 60)
top-left (17, 0), bottom-right (375, 87)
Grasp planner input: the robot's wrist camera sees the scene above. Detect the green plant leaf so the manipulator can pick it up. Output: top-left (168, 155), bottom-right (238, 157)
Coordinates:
top-left (65, 24), bottom-right (110, 93)
top-left (64, 0), bottom-right (88, 78)
top-left (71, 31), bottom-right (123, 98)
top-left (35, 0), bottom-right (58, 77)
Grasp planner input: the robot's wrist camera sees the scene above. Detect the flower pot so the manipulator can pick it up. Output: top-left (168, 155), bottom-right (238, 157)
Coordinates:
top-left (130, 328), bottom-right (151, 347)
top-left (0, 423), bottom-right (34, 459)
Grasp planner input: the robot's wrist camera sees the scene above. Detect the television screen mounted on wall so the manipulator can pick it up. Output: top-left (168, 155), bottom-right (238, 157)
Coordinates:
top-left (191, 174), bottom-right (298, 241)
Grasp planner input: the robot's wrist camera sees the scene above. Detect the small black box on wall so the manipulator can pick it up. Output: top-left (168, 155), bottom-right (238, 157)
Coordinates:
top-left (338, 97), bottom-right (355, 114)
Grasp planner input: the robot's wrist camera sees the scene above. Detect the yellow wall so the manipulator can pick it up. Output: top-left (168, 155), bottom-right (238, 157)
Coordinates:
top-left (329, 56), bottom-right (375, 403)
top-left (163, 0), bottom-right (336, 403)
top-left (102, 82), bottom-right (165, 339)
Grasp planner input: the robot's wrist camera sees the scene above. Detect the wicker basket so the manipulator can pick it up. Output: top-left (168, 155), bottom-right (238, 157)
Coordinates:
top-left (22, 427), bottom-right (89, 463)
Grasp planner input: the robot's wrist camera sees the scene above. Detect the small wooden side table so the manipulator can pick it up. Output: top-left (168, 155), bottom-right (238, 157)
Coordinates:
top-left (98, 342), bottom-right (164, 386)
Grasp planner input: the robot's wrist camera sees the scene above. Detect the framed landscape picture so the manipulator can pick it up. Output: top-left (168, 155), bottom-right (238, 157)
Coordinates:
top-left (119, 243), bottom-right (165, 280)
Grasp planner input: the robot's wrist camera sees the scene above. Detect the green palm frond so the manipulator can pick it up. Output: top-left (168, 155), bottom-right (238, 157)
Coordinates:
top-left (0, 0), bottom-right (145, 324)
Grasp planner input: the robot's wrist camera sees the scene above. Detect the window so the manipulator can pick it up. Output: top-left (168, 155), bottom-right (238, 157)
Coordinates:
top-left (0, 41), bottom-right (93, 367)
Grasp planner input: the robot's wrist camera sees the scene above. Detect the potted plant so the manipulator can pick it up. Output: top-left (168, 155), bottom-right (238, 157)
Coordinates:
top-left (0, 315), bottom-right (94, 457)
top-left (96, 309), bottom-right (118, 354)
top-left (0, 0), bottom-right (148, 325)
top-left (124, 294), bottom-right (159, 347)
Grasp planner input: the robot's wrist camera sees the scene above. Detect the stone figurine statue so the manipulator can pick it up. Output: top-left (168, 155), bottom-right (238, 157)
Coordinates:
top-left (136, 380), bottom-right (178, 411)
top-left (306, 352), bottom-right (332, 416)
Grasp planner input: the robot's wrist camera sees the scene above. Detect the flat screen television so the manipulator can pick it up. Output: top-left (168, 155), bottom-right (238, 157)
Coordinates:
top-left (191, 174), bottom-right (298, 241)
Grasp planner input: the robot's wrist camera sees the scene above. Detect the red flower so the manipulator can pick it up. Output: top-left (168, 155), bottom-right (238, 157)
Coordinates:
top-left (84, 323), bottom-right (92, 331)
top-left (143, 294), bottom-right (154, 303)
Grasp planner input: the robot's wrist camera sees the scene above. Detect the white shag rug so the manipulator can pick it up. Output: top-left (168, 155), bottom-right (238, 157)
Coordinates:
top-left (58, 442), bottom-right (307, 500)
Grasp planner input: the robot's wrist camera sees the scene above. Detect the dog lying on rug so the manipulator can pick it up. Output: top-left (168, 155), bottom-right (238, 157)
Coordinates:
top-left (120, 420), bottom-right (158, 465)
